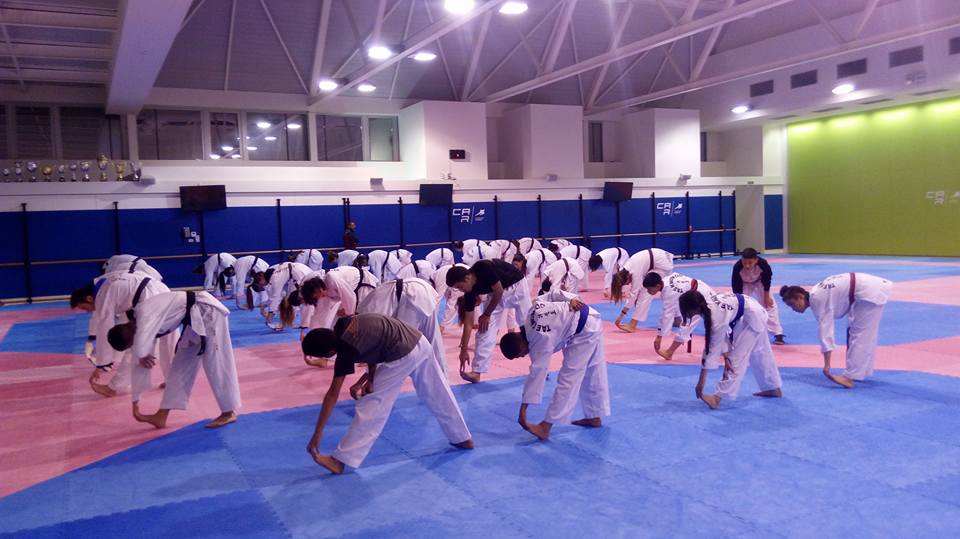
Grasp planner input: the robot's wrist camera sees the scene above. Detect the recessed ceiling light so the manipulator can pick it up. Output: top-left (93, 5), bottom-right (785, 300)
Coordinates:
top-left (220, 145), bottom-right (234, 152)
top-left (444, 0), bottom-right (475, 14)
top-left (287, 123), bottom-right (301, 130)
top-left (230, 154), bottom-right (241, 159)
top-left (256, 121), bottom-right (271, 129)
top-left (499, 1), bottom-right (528, 15)
top-left (368, 45), bottom-right (393, 60)
top-left (832, 82), bottom-right (855, 95)
top-left (318, 79), bottom-right (338, 91)
top-left (209, 154), bottom-right (221, 160)
top-left (264, 136), bottom-right (278, 141)
top-left (731, 104), bottom-right (751, 114)
top-left (247, 146), bottom-right (258, 151)
top-left (357, 83), bottom-right (377, 93)
top-left (413, 51), bottom-right (437, 62)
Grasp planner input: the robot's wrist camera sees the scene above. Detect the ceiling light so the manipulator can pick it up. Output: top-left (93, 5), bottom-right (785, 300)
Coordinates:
top-left (264, 136), bottom-right (278, 141)
top-left (367, 45), bottom-right (393, 60)
top-left (413, 51), bottom-right (437, 62)
top-left (357, 83), bottom-right (377, 93)
top-left (731, 104), bottom-right (751, 114)
top-left (256, 121), bottom-right (271, 129)
top-left (318, 79), bottom-right (339, 91)
top-left (247, 146), bottom-right (258, 151)
top-left (287, 123), bottom-right (301, 130)
top-left (832, 82), bottom-right (855, 95)
top-left (230, 154), bottom-right (241, 159)
top-left (444, 0), bottom-right (475, 14)
top-left (499, 1), bottom-right (528, 15)
top-left (220, 145), bottom-right (234, 152)
top-left (209, 154), bottom-right (221, 160)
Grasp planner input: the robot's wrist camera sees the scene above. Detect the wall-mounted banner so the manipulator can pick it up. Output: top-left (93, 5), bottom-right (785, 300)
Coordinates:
top-left (452, 206), bottom-right (487, 224)
top-left (656, 201), bottom-right (684, 217)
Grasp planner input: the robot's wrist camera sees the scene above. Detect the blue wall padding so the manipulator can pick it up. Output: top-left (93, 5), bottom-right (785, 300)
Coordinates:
top-left (765, 194), bottom-right (784, 251)
top-left (120, 209), bottom-right (201, 256)
top-left (450, 201), bottom-right (495, 242)
top-left (349, 203), bottom-right (399, 248)
top-left (204, 207), bottom-right (279, 255)
top-left (27, 210), bottom-right (114, 262)
top-left (498, 201), bottom-right (538, 241)
top-left (541, 200), bottom-right (582, 239)
top-left (0, 267), bottom-right (26, 298)
top-left (0, 212), bottom-right (24, 263)
top-left (404, 204), bottom-right (447, 245)
top-left (281, 205), bottom-right (342, 254)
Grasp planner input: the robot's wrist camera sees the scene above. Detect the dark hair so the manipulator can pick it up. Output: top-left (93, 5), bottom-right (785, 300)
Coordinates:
top-left (741, 248), bottom-right (759, 259)
top-left (548, 243), bottom-right (560, 253)
top-left (446, 266), bottom-right (470, 287)
top-left (287, 251), bottom-right (300, 262)
top-left (287, 290), bottom-right (303, 308)
top-left (302, 328), bottom-right (339, 357)
top-left (455, 296), bottom-right (467, 326)
top-left (452, 240), bottom-right (464, 250)
top-left (588, 254), bottom-right (603, 272)
top-left (279, 295), bottom-right (297, 328)
top-left (300, 277), bottom-right (327, 306)
top-left (107, 322), bottom-right (135, 352)
top-left (538, 278), bottom-right (553, 295)
top-left (610, 269), bottom-right (631, 303)
top-left (678, 290), bottom-right (712, 357)
top-left (641, 272), bottom-right (663, 289)
top-left (263, 268), bottom-right (276, 282)
top-left (244, 286), bottom-right (254, 310)
top-left (222, 266), bottom-right (236, 278)
top-left (250, 273), bottom-right (266, 293)
top-left (779, 285), bottom-right (809, 302)
top-left (499, 331), bottom-right (527, 359)
top-left (512, 253), bottom-right (527, 274)
top-left (70, 284), bottom-right (95, 309)
top-left (216, 272), bottom-right (228, 296)
top-left (352, 254), bottom-right (369, 268)
top-left (327, 251), bottom-right (339, 264)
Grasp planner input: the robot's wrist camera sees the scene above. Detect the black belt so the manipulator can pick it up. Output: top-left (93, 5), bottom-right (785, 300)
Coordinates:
top-left (128, 256), bottom-right (142, 274)
top-left (162, 291), bottom-right (205, 355)
top-left (647, 248), bottom-right (654, 272)
top-left (125, 277), bottom-right (152, 321)
top-left (395, 278), bottom-right (404, 302)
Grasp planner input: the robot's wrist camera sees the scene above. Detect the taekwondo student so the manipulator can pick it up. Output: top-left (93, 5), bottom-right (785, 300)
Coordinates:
top-left (548, 239), bottom-right (571, 252)
top-left (425, 247), bottom-right (456, 268)
top-left (103, 254), bottom-right (164, 281)
top-left (232, 255), bottom-right (269, 309)
top-left (433, 263), bottom-right (468, 332)
top-left (107, 290), bottom-right (241, 428)
top-left (485, 239), bottom-right (518, 261)
top-left (516, 237), bottom-right (543, 255)
top-left (732, 248), bottom-right (786, 345)
top-left (293, 248), bottom-right (324, 271)
top-left (257, 262), bottom-right (312, 331)
top-left (302, 314), bottom-right (474, 474)
top-left (453, 239), bottom-right (488, 266)
top-left (71, 272), bottom-right (176, 401)
top-left (780, 272), bottom-right (893, 389)
top-left (358, 277), bottom-right (448, 374)
top-left (395, 259), bottom-right (436, 282)
top-left (285, 269), bottom-right (327, 337)
top-left (382, 249), bottom-right (414, 281)
top-left (514, 248), bottom-right (559, 282)
top-left (328, 249), bottom-right (360, 268)
top-left (301, 265), bottom-right (380, 331)
top-left (447, 259), bottom-right (532, 384)
top-left (539, 256), bottom-right (586, 295)
top-left (499, 290), bottom-right (610, 441)
top-left (589, 247), bottom-right (630, 298)
top-left (366, 249), bottom-right (389, 282)
top-left (558, 244), bottom-right (592, 290)
top-left (197, 252), bottom-right (238, 297)
top-left (611, 248), bottom-right (675, 332)
top-left (643, 272), bottom-right (716, 360)
top-left (679, 290), bottom-right (783, 410)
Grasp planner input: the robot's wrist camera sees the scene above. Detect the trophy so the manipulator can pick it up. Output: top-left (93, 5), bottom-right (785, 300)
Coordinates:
top-left (14, 161), bottom-right (23, 182)
top-left (96, 154), bottom-right (109, 181)
top-left (113, 161), bottom-right (126, 182)
top-left (41, 165), bottom-right (53, 182)
top-left (57, 164), bottom-right (66, 182)
top-left (80, 161), bottom-right (91, 181)
top-left (26, 161), bottom-right (38, 182)
top-left (69, 163), bottom-right (78, 181)
top-left (1, 168), bottom-right (9, 182)
top-left (131, 161), bottom-right (142, 181)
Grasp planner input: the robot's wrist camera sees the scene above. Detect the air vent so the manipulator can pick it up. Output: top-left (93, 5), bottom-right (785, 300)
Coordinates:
top-left (912, 88), bottom-right (948, 96)
top-left (889, 46), bottom-right (923, 67)
top-left (812, 106), bottom-right (843, 113)
top-left (837, 58), bottom-right (867, 78)
top-left (790, 70), bottom-right (818, 89)
top-left (771, 114), bottom-right (797, 120)
top-left (951, 36), bottom-right (960, 55)
top-left (859, 97), bottom-right (892, 105)
top-left (749, 80), bottom-right (774, 97)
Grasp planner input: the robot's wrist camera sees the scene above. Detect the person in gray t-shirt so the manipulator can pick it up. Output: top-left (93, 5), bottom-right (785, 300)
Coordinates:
top-left (302, 313), bottom-right (474, 474)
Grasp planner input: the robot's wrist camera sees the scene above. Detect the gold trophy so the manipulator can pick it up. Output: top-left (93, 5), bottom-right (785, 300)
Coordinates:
top-left (14, 161), bottom-right (23, 182)
top-left (113, 161), bottom-right (126, 182)
top-left (26, 161), bottom-right (38, 182)
top-left (97, 154), bottom-right (109, 181)
top-left (57, 164), bottom-right (66, 182)
top-left (1, 168), bottom-right (9, 182)
top-left (69, 163), bottom-right (78, 182)
top-left (41, 165), bottom-right (53, 182)
top-left (80, 161), bottom-right (91, 181)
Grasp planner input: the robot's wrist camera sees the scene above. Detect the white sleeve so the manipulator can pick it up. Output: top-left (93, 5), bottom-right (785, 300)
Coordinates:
top-left (92, 287), bottom-right (121, 367)
top-left (335, 274), bottom-right (358, 315)
top-left (267, 274), bottom-right (284, 313)
top-left (521, 348), bottom-right (552, 405)
top-left (131, 300), bottom-right (177, 360)
top-left (811, 294), bottom-right (836, 353)
top-left (702, 323), bottom-right (727, 369)
top-left (658, 295), bottom-right (676, 337)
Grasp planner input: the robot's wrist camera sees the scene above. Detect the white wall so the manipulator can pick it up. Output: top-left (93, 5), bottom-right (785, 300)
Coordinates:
top-left (527, 104), bottom-right (584, 179)
top-left (719, 126), bottom-right (764, 177)
top-left (398, 102), bottom-right (426, 180)
top-left (498, 105), bottom-right (529, 180)
top-left (652, 108), bottom-right (700, 178)
top-left (619, 109), bottom-right (656, 177)
top-left (399, 100), bottom-right (489, 181)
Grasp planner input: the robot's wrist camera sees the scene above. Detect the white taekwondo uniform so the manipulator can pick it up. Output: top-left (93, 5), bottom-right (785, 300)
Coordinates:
top-left (594, 247), bottom-right (630, 291)
top-left (621, 248), bottom-right (675, 322)
top-left (657, 273), bottom-right (716, 345)
top-left (202, 252), bottom-right (237, 295)
top-left (311, 266), bottom-right (380, 330)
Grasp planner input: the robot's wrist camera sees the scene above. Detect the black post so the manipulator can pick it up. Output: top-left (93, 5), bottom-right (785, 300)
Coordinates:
top-left (112, 201), bottom-right (121, 255)
top-left (276, 198), bottom-right (284, 263)
top-left (20, 203), bottom-right (32, 303)
top-left (615, 201), bottom-right (622, 248)
top-left (447, 203), bottom-right (453, 244)
top-left (197, 210), bottom-right (207, 260)
top-left (493, 195), bottom-right (500, 239)
top-left (536, 194), bottom-right (543, 240)
top-left (685, 191), bottom-right (692, 260)
top-left (650, 192), bottom-right (657, 248)
top-left (731, 189), bottom-right (737, 256)
top-left (717, 190), bottom-right (724, 257)
top-left (341, 197), bottom-right (349, 228)
top-left (577, 193), bottom-right (585, 244)
top-left (398, 197), bottom-right (405, 248)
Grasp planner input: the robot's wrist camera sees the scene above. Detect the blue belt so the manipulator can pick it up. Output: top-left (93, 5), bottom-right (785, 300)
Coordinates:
top-left (729, 294), bottom-right (745, 333)
top-left (575, 303), bottom-right (590, 334)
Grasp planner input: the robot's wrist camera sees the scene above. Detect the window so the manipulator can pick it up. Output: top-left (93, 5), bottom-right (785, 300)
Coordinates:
top-left (889, 46), bottom-right (923, 67)
top-left (16, 106), bottom-right (52, 158)
top-left (951, 36), bottom-right (960, 55)
top-left (317, 115), bottom-right (362, 161)
top-left (700, 132), bottom-right (707, 162)
top-left (246, 112), bottom-right (308, 161)
top-left (0, 107), bottom-right (7, 159)
top-left (588, 121), bottom-right (603, 163)
top-left (60, 107), bottom-right (124, 160)
top-left (368, 117), bottom-right (399, 161)
top-left (790, 70), bottom-right (818, 89)
top-left (136, 109), bottom-right (202, 160)
top-left (837, 58), bottom-right (867, 78)
top-left (749, 80), bottom-right (774, 97)
top-left (209, 112), bottom-right (240, 160)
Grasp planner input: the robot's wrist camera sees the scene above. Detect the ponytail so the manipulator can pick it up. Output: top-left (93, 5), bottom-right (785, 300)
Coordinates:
top-left (279, 295), bottom-right (297, 328)
top-left (244, 286), bottom-right (254, 310)
top-left (216, 272), bottom-right (227, 296)
top-left (679, 290), bottom-right (712, 356)
top-left (779, 285), bottom-right (808, 302)
top-left (455, 296), bottom-right (467, 326)
top-left (610, 269), bottom-right (630, 303)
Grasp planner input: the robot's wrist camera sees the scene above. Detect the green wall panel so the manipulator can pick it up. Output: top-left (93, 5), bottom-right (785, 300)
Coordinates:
top-left (787, 97), bottom-right (960, 256)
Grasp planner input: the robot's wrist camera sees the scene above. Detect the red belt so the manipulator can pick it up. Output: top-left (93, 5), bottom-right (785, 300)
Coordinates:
top-left (690, 279), bottom-right (698, 291)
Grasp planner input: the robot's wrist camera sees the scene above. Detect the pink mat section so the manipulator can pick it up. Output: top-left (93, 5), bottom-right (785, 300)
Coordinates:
top-left (888, 276), bottom-right (960, 306)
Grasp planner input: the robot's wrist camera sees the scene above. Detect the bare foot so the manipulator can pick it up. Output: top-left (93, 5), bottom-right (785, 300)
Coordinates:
top-left (656, 349), bottom-right (674, 361)
top-left (450, 439), bottom-right (475, 450)
top-left (134, 409), bottom-right (169, 429)
top-left (90, 381), bottom-right (117, 398)
top-left (159, 382), bottom-right (166, 389)
top-left (312, 453), bottom-right (345, 474)
top-left (572, 417), bottom-right (602, 428)
top-left (700, 394), bottom-right (721, 409)
top-left (460, 371), bottom-right (481, 384)
top-left (205, 411), bottom-right (237, 428)
top-left (827, 374), bottom-right (855, 389)
top-left (754, 388), bottom-right (783, 398)
top-left (526, 421), bottom-right (552, 440)
top-left (304, 356), bottom-right (330, 368)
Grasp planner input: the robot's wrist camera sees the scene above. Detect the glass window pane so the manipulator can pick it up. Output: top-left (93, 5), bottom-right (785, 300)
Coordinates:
top-left (210, 112), bottom-right (240, 160)
top-left (0, 107), bottom-right (7, 159)
top-left (136, 109), bottom-right (159, 160)
top-left (143, 109), bottom-right (202, 160)
top-left (368, 117), bottom-right (398, 161)
top-left (61, 107), bottom-right (124, 160)
top-left (318, 115), bottom-right (362, 161)
top-left (588, 121), bottom-right (603, 163)
top-left (246, 113), bottom-right (287, 161)
top-left (16, 106), bottom-right (53, 158)
top-left (285, 113), bottom-right (308, 161)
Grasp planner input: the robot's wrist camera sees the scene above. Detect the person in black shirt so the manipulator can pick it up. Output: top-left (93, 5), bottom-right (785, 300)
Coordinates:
top-left (343, 221), bottom-right (359, 250)
top-left (303, 313), bottom-right (473, 474)
top-left (732, 248), bottom-right (785, 345)
top-left (446, 259), bottom-right (532, 384)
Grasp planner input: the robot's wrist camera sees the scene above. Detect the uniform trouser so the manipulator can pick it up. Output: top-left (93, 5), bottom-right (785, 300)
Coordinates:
top-left (671, 315), bottom-right (702, 344)
top-left (333, 337), bottom-right (471, 468)
top-left (603, 271), bottom-right (614, 291)
top-left (632, 288), bottom-right (655, 322)
top-left (311, 297), bottom-right (341, 329)
top-left (128, 331), bottom-right (177, 401)
top-left (440, 292), bottom-right (459, 328)
top-left (473, 281), bottom-right (532, 373)
top-left (715, 322), bottom-right (783, 400)
top-left (159, 320), bottom-right (242, 414)
top-left (544, 331), bottom-right (611, 424)
top-left (742, 282), bottom-right (783, 335)
top-left (107, 354), bottom-right (132, 393)
top-left (397, 302), bottom-right (448, 376)
top-left (843, 300), bottom-right (885, 381)
top-left (577, 260), bottom-right (589, 291)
